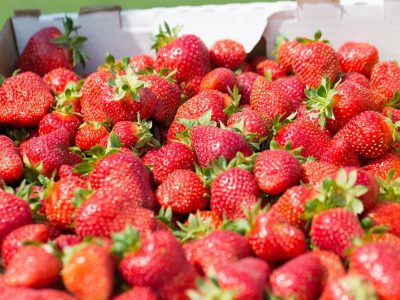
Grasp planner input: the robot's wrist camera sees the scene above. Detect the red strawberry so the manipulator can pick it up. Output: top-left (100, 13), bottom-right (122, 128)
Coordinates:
top-left (343, 71), bottom-right (370, 88)
top-left (0, 287), bottom-right (76, 300)
top-left (384, 106), bottom-right (400, 123)
top-left (320, 137), bottom-right (360, 167)
top-left (209, 39), bottom-right (246, 69)
top-left (199, 67), bottom-right (238, 93)
top-left (301, 161), bottom-right (339, 188)
top-left (296, 104), bottom-right (334, 137)
top-left (38, 110), bottom-right (81, 141)
top-left (43, 68), bottom-right (80, 93)
top-left (269, 252), bottom-right (323, 300)
top-left (254, 150), bottom-right (301, 195)
top-left (293, 40), bottom-right (339, 88)
top-left (45, 175), bottom-right (88, 230)
top-left (236, 72), bottom-right (260, 105)
top-left (15, 17), bottom-right (87, 76)
top-left (367, 201), bottom-right (400, 237)
top-left (113, 287), bottom-right (158, 300)
top-left (141, 73), bottom-right (181, 126)
top-left (249, 209), bottom-right (307, 262)
top-left (275, 118), bottom-right (332, 160)
top-left (337, 42), bottom-right (379, 77)
top-left (211, 168), bottom-right (260, 219)
top-left (312, 249), bottom-right (346, 287)
top-left (363, 151), bottom-right (400, 179)
top-left (275, 38), bottom-right (302, 72)
top-left (320, 274), bottom-right (378, 300)
top-left (273, 75), bottom-right (306, 110)
top-left (0, 72), bottom-right (54, 127)
top-left (311, 208), bottom-right (363, 257)
top-left (75, 187), bottom-right (156, 238)
top-left (191, 125), bottom-right (253, 167)
top-left (272, 185), bottom-right (317, 228)
top-left (0, 191), bottom-right (32, 241)
top-left (254, 59), bottom-right (287, 80)
top-left (3, 245), bottom-right (62, 288)
top-left (371, 61), bottom-right (400, 102)
top-left (183, 230), bottom-right (252, 275)
top-left (130, 54), bottom-right (154, 73)
top-left (53, 234), bottom-right (82, 251)
top-left (156, 169), bottom-right (208, 213)
top-left (0, 136), bottom-right (23, 184)
top-left (75, 122), bottom-right (109, 151)
top-left (250, 76), bottom-right (294, 120)
top-left (62, 243), bottom-right (114, 300)
top-left (1, 224), bottom-right (49, 267)
top-left (349, 242), bottom-right (400, 299)
top-left (333, 111), bottom-right (395, 159)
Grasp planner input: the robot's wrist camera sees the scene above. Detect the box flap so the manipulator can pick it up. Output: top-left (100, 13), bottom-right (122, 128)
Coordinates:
top-left (0, 19), bottom-right (18, 76)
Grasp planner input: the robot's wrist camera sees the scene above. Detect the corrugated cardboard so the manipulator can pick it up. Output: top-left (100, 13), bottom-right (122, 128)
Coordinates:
top-left (1, 0), bottom-right (399, 77)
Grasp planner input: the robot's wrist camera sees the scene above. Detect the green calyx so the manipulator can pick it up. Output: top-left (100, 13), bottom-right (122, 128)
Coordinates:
top-left (304, 76), bottom-right (339, 128)
top-left (54, 80), bottom-right (83, 110)
top-left (131, 114), bottom-right (160, 154)
top-left (110, 224), bottom-right (141, 260)
top-left (101, 52), bottom-right (130, 73)
top-left (269, 139), bottom-right (305, 163)
top-left (377, 168), bottom-right (400, 202)
top-left (71, 187), bottom-right (95, 208)
top-left (223, 86), bottom-right (241, 116)
top-left (386, 91), bottom-right (400, 108)
top-left (51, 16), bottom-right (88, 68)
top-left (156, 206), bottom-right (176, 231)
top-left (228, 116), bottom-right (267, 150)
top-left (272, 35), bottom-right (288, 60)
top-left (175, 211), bottom-right (215, 243)
top-left (383, 111), bottom-right (400, 142)
top-left (151, 21), bottom-right (183, 52)
top-left (340, 275), bottom-right (378, 300)
top-left (138, 66), bottom-right (177, 83)
top-left (296, 30), bottom-right (329, 45)
top-left (302, 169), bottom-right (367, 220)
top-left (270, 112), bottom-right (297, 136)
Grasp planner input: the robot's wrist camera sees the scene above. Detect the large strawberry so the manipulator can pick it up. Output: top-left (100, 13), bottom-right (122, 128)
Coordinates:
top-left (301, 161), bottom-right (339, 188)
top-left (363, 151), bottom-right (400, 179)
top-left (337, 42), bottom-right (379, 77)
top-left (274, 36), bottom-right (302, 72)
top-left (15, 17), bottom-right (87, 76)
top-left (312, 249), bottom-right (346, 287)
top-left (367, 201), bottom-right (400, 237)
top-left (320, 137), bottom-right (360, 167)
top-left (0, 72), bottom-right (54, 127)
top-left (0, 287), bottom-right (76, 300)
top-left (370, 61), bottom-right (400, 101)
top-left (273, 75), bottom-right (306, 110)
top-left (38, 110), bottom-right (81, 142)
top-left (209, 39), bottom-right (246, 69)
top-left (0, 136), bottom-right (23, 184)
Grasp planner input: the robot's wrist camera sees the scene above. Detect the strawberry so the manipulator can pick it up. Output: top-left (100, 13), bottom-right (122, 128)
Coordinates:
top-left (45, 175), bottom-right (88, 230)
top-left (254, 59), bottom-right (287, 80)
top-left (3, 245), bottom-right (62, 288)
top-left (296, 104), bottom-right (334, 137)
top-left (38, 110), bottom-right (81, 141)
top-left (363, 151), bottom-right (400, 179)
top-left (141, 73), bottom-right (181, 126)
top-left (15, 17), bottom-right (87, 76)
top-left (0, 136), bottom-right (23, 184)
top-left (209, 39), bottom-right (246, 69)
top-left (1, 224), bottom-right (49, 267)
top-left (75, 187), bottom-right (156, 238)
top-left (333, 111), bottom-right (396, 159)
top-left (156, 169), bottom-right (208, 213)
top-left (367, 201), bottom-right (400, 237)
top-left (0, 190), bottom-right (32, 241)
top-left (249, 209), bottom-right (307, 262)
top-left (384, 106), bottom-right (400, 123)
top-left (312, 249), bottom-right (346, 287)
top-left (292, 39), bottom-right (339, 88)
top-left (370, 61), bottom-right (400, 102)
top-left (190, 125), bottom-right (253, 167)
top-left (22, 128), bottom-right (76, 178)
top-left (254, 150), bottom-right (301, 195)
top-left (75, 122), bottom-right (109, 151)
top-left (152, 142), bottom-right (196, 184)
top-left (250, 76), bottom-right (294, 120)
top-left (53, 234), bottom-right (82, 251)
top-left (275, 118), bottom-right (332, 160)
top-left (320, 137), bottom-right (360, 167)
top-left (269, 252), bottom-right (323, 300)
top-left (199, 67), bottom-right (238, 93)
top-left (236, 72), bottom-right (260, 105)
top-left (275, 37), bottom-right (302, 72)
top-left (310, 208), bottom-right (364, 257)
top-left (113, 287), bottom-right (158, 300)
top-left (183, 230), bottom-right (252, 275)
top-left (62, 243), bottom-right (114, 300)
top-left (211, 167), bottom-right (260, 219)
top-left (188, 210), bottom-right (222, 229)
top-left (320, 274), bottom-right (378, 300)
top-left (273, 75), bottom-right (306, 110)
top-left (0, 72), bottom-right (54, 127)
top-left (54, 81), bottom-right (83, 113)
top-left (154, 23), bottom-right (210, 96)
top-left (337, 42), bottom-right (379, 77)
top-left (0, 287), bottom-right (76, 300)
top-left (301, 161), bottom-right (339, 188)
top-left (130, 54), bottom-right (154, 73)
top-left (272, 185), bottom-right (317, 228)
top-left (43, 68), bottom-right (80, 93)
top-left (349, 242), bottom-right (400, 299)
top-left (343, 71), bottom-right (370, 88)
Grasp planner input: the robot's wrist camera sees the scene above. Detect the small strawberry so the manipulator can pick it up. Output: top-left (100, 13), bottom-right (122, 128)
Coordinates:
top-left (236, 71), bottom-right (260, 105)
top-left (75, 122), bottom-right (109, 151)
top-left (199, 67), bottom-right (238, 93)
top-left (0, 135), bottom-right (23, 184)
top-left (349, 242), bottom-right (400, 299)
top-left (370, 61), bottom-right (400, 102)
top-left (343, 71), bottom-right (370, 88)
top-left (254, 59), bottom-right (287, 80)
top-left (312, 249), bottom-right (346, 287)
top-left (113, 287), bottom-right (158, 300)
top-left (273, 75), bottom-right (306, 110)
top-left (0, 72), bottom-right (54, 127)
top-left (254, 150), bottom-right (301, 195)
top-left (269, 252), bottom-right (324, 300)
top-left (43, 67), bottom-right (80, 93)
top-left (130, 54), bottom-right (154, 73)
top-left (156, 169), bottom-right (208, 213)
top-left (337, 42), bottom-right (379, 77)
top-left (53, 234), bottom-right (82, 251)
top-left (3, 245), bottom-right (62, 288)
top-left (209, 39), bottom-right (246, 69)
top-left (274, 36), bottom-right (302, 72)
top-left (15, 16), bottom-right (87, 76)
top-left (62, 243), bottom-right (115, 300)
top-left (320, 137), bottom-right (360, 167)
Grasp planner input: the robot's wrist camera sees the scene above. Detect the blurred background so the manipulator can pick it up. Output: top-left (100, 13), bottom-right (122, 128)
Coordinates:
top-left (0, 0), bottom-right (283, 26)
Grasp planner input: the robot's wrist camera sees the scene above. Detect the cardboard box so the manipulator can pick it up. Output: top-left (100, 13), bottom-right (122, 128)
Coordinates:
top-left (1, 0), bottom-right (399, 77)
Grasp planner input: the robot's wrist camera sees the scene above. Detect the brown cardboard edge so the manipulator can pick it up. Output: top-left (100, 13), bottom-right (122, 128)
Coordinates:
top-left (79, 5), bottom-right (121, 15)
top-left (14, 9), bottom-right (41, 17)
top-left (0, 18), bottom-right (18, 77)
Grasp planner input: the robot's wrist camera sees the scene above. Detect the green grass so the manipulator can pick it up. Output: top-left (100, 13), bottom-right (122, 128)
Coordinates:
top-left (1, 0), bottom-right (282, 27)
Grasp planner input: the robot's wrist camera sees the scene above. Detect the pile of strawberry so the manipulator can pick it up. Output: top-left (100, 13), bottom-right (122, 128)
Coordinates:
top-left (1, 15), bottom-right (400, 299)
